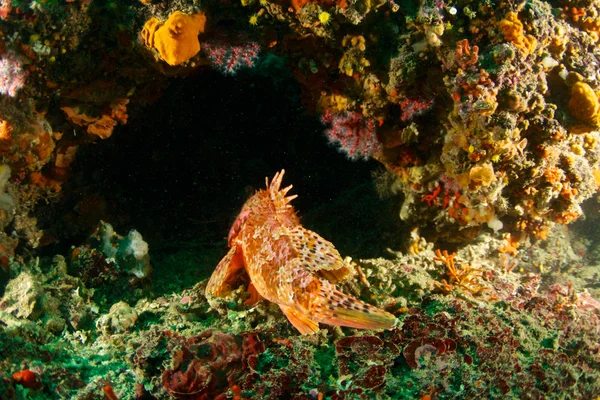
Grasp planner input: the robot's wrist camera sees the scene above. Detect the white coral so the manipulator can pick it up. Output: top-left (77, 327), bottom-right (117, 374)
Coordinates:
top-left (0, 52), bottom-right (26, 97)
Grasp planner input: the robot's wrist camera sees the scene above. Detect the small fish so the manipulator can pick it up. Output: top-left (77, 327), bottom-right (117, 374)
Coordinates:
top-left (206, 170), bottom-right (396, 334)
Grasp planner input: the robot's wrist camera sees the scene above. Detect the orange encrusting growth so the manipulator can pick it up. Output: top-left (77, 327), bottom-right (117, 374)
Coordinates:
top-left (568, 82), bottom-right (600, 125)
top-left (497, 12), bottom-right (537, 55)
top-left (12, 370), bottom-right (41, 389)
top-left (206, 170), bottom-right (396, 335)
top-left (141, 11), bottom-right (207, 66)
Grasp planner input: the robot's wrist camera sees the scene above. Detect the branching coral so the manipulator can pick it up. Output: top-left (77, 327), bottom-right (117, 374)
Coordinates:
top-left (455, 39), bottom-right (479, 70)
top-left (0, 52), bottom-right (27, 97)
top-left (432, 249), bottom-right (487, 295)
top-left (202, 34), bottom-right (260, 75)
top-left (321, 110), bottom-right (381, 160)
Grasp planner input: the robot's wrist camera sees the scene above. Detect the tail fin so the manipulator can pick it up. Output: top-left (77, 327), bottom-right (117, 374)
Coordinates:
top-left (313, 282), bottom-right (396, 331)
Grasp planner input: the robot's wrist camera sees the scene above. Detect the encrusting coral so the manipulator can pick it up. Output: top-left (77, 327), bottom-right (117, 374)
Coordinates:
top-left (142, 11), bottom-right (207, 66)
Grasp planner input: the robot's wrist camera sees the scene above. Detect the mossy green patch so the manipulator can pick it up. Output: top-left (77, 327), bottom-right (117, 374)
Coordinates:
top-left (137, 310), bottom-right (164, 330)
top-left (255, 348), bottom-right (290, 373)
top-left (423, 299), bottom-right (446, 316)
top-left (314, 344), bottom-right (337, 386)
top-left (540, 335), bottom-right (557, 349)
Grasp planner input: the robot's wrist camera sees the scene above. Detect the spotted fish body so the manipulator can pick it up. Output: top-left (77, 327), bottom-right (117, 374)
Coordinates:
top-left (206, 170), bottom-right (396, 334)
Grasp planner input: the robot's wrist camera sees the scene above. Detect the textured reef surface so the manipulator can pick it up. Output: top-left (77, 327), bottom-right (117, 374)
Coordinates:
top-left (1, 220), bottom-right (600, 399)
top-left (1, 0), bottom-right (600, 397)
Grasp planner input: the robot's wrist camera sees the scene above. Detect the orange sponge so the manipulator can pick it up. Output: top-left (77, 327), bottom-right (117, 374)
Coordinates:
top-left (142, 11), bottom-right (207, 66)
top-left (498, 12), bottom-right (537, 55)
top-left (569, 82), bottom-right (600, 125)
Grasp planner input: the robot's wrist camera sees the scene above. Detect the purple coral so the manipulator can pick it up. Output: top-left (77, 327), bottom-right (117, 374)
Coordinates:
top-left (321, 110), bottom-right (382, 160)
top-left (0, 53), bottom-right (26, 97)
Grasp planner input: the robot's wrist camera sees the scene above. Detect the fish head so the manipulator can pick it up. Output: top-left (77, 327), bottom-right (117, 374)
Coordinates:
top-left (227, 190), bottom-right (269, 246)
top-left (227, 170), bottom-right (298, 246)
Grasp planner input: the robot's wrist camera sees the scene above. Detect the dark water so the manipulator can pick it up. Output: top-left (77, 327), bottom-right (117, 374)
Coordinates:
top-left (43, 67), bottom-right (400, 259)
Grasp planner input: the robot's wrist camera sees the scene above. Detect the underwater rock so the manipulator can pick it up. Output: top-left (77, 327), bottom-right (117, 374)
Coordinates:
top-left (95, 221), bottom-right (152, 282)
top-left (0, 165), bottom-right (16, 230)
top-left (161, 330), bottom-right (243, 399)
top-left (0, 271), bottom-right (44, 320)
top-left (95, 301), bottom-right (138, 335)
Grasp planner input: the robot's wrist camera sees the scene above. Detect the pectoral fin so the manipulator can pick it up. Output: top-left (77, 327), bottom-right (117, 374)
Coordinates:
top-left (279, 304), bottom-right (320, 335)
top-left (206, 243), bottom-right (245, 300)
top-left (287, 226), bottom-right (354, 283)
top-left (244, 282), bottom-right (264, 306)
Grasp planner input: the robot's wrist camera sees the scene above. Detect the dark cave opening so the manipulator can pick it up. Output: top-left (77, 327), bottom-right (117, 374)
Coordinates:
top-left (40, 63), bottom-right (402, 262)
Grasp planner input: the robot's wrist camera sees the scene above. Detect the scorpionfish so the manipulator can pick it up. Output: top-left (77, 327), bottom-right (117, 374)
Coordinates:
top-left (206, 170), bottom-right (396, 334)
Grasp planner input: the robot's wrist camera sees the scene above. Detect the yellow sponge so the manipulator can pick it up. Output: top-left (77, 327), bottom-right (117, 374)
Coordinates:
top-left (569, 82), bottom-right (600, 125)
top-left (142, 11), bottom-right (207, 66)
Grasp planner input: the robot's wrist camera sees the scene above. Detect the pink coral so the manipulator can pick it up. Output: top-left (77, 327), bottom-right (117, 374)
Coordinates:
top-left (321, 110), bottom-right (381, 160)
top-left (202, 34), bottom-right (260, 75)
top-left (400, 97), bottom-right (434, 121)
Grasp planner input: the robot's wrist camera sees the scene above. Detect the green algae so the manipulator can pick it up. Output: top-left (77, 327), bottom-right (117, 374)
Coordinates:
top-left (256, 348), bottom-right (290, 373)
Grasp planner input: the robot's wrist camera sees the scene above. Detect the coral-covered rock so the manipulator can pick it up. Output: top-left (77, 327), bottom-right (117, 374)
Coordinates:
top-left (497, 11), bottom-right (537, 55)
top-left (162, 330), bottom-right (243, 399)
top-left (95, 301), bottom-right (138, 334)
top-left (0, 271), bottom-right (44, 320)
top-left (336, 335), bottom-right (399, 391)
